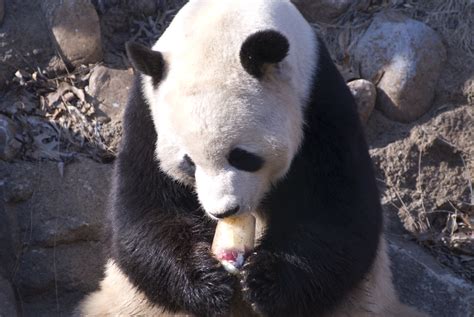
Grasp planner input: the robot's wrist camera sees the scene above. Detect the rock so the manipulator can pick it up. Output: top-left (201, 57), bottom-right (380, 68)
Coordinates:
top-left (0, 275), bottom-right (17, 317)
top-left (4, 181), bottom-right (33, 203)
top-left (0, 115), bottom-right (22, 161)
top-left (3, 159), bottom-right (111, 315)
top-left (292, 0), bottom-right (351, 22)
top-left (15, 242), bottom-right (104, 298)
top-left (0, 150), bottom-right (32, 206)
top-left (86, 65), bottom-right (131, 153)
top-left (0, 184), bottom-right (15, 278)
top-left (348, 79), bottom-right (376, 123)
top-left (4, 159), bottom-right (111, 248)
top-left (388, 236), bottom-right (474, 317)
top-left (87, 66), bottom-right (134, 123)
top-left (14, 241), bottom-right (104, 315)
top-left (0, 0), bottom-right (4, 25)
top-left (353, 11), bottom-right (446, 123)
top-left (41, 0), bottom-right (103, 67)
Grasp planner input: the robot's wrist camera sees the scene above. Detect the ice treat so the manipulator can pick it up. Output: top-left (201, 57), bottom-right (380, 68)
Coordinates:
top-left (211, 214), bottom-right (256, 274)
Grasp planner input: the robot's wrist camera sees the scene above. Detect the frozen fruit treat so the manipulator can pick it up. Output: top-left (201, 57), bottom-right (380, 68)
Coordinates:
top-left (211, 214), bottom-right (256, 274)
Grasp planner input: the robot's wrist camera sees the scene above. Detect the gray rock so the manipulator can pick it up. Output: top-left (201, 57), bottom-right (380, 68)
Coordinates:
top-left (15, 242), bottom-right (104, 299)
top-left (348, 79), bottom-right (376, 123)
top-left (3, 159), bottom-right (110, 315)
top-left (42, 0), bottom-right (103, 67)
top-left (0, 184), bottom-right (15, 278)
top-left (4, 181), bottom-right (33, 203)
top-left (0, 0), bottom-right (4, 25)
top-left (87, 65), bottom-right (134, 123)
top-left (292, 0), bottom-right (351, 22)
top-left (0, 115), bottom-right (22, 161)
top-left (0, 275), bottom-right (17, 317)
top-left (4, 159), bottom-right (111, 248)
top-left (388, 236), bottom-right (474, 317)
top-left (353, 11), bottom-right (446, 123)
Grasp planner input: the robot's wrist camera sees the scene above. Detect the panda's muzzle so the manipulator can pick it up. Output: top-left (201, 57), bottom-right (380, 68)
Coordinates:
top-left (210, 206), bottom-right (240, 219)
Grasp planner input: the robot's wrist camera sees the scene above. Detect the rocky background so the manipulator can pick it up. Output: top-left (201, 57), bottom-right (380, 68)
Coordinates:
top-left (0, 0), bottom-right (472, 316)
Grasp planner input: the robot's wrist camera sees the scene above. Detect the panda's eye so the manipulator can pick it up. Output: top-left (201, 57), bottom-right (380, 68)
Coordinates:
top-left (179, 154), bottom-right (196, 178)
top-left (228, 148), bottom-right (264, 172)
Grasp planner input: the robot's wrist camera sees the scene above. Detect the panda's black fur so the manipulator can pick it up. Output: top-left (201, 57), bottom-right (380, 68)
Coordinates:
top-left (98, 32), bottom-right (383, 317)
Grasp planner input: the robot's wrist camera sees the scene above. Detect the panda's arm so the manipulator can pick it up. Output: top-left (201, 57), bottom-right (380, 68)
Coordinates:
top-left (240, 87), bottom-right (382, 316)
top-left (110, 80), bottom-right (236, 316)
top-left (240, 218), bottom-right (380, 316)
top-left (113, 210), bottom-right (236, 316)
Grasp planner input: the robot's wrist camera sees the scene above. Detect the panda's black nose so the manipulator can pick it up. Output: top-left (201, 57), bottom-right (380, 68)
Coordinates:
top-left (212, 206), bottom-right (240, 219)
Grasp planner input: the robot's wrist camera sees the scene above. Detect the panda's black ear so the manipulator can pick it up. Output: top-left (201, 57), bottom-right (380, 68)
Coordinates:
top-left (239, 30), bottom-right (289, 79)
top-left (126, 42), bottom-right (165, 83)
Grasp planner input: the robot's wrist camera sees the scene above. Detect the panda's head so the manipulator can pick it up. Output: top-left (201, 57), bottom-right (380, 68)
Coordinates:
top-left (127, 29), bottom-right (305, 219)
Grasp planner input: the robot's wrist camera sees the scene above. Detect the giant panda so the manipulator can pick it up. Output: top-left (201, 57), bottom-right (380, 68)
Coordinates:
top-left (77, 1), bottom-right (426, 316)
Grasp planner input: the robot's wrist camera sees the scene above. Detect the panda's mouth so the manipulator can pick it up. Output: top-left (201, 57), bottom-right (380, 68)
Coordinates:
top-left (208, 205), bottom-right (241, 219)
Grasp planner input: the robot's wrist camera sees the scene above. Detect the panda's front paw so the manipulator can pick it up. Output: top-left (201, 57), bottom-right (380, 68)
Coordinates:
top-left (188, 242), bottom-right (237, 316)
top-left (240, 250), bottom-right (285, 316)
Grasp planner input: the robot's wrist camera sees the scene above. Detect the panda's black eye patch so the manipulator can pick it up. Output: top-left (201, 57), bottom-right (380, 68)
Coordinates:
top-left (228, 148), bottom-right (264, 172)
top-left (179, 154), bottom-right (196, 178)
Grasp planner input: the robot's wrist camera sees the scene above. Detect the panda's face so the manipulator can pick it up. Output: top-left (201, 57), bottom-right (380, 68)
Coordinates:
top-left (131, 28), bottom-right (307, 219)
top-left (149, 72), bottom-right (303, 219)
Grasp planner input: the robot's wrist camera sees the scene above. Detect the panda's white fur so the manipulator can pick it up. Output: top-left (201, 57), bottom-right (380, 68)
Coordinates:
top-left (143, 0), bottom-right (316, 217)
top-left (77, 0), bottom-right (427, 316)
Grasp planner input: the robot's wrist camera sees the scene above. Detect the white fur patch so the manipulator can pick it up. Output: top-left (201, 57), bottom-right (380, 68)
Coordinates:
top-left (77, 260), bottom-right (190, 316)
top-left (141, 0), bottom-right (318, 218)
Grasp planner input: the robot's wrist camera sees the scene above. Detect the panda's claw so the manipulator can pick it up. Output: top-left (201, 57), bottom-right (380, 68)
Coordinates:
top-left (239, 250), bottom-right (285, 316)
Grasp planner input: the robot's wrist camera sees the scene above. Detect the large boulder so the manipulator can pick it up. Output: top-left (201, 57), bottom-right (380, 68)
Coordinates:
top-left (41, 0), bottom-right (103, 67)
top-left (348, 79), bottom-right (376, 123)
top-left (15, 243), bottom-right (104, 298)
top-left (0, 275), bottom-right (17, 317)
top-left (87, 65), bottom-right (134, 124)
top-left (3, 159), bottom-right (112, 315)
top-left (4, 159), bottom-right (111, 249)
top-left (353, 11), bottom-right (446, 123)
top-left (86, 65), bottom-right (132, 154)
top-left (389, 235), bottom-right (474, 317)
